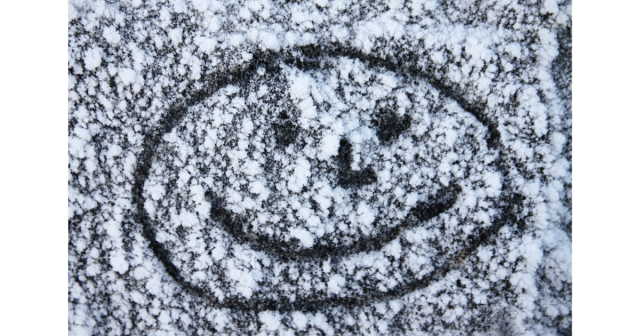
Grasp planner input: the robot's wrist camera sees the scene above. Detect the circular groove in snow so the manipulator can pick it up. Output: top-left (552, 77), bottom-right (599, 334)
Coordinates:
top-left (131, 45), bottom-right (523, 311)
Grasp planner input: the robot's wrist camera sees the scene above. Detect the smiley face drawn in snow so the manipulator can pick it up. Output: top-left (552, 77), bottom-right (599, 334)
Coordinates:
top-left (136, 48), bottom-right (510, 311)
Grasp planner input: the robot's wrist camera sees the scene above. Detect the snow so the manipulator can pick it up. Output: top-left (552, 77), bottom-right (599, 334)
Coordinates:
top-left (286, 158), bottom-right (311, 193)
top-left (318, 132), bottom-right (340, 161)
top-left (101, 26), bottom-right (121, 45)
top-left (68, 0), bottom-right (572, 334)
top-left (289, 227), bottom-right (315, 248)
top-left (83, 47), bottom-right (102, 71)
top-left (327, 275), bottom-right (345, 294)
top-left (291, 311), bottom-right (308, 330)
top-left (258, 311), bottom-right (282, 331)
top-left (227, 261), bottom-right (258, 298)
top-left (118, 68), bottom-right (137, 86)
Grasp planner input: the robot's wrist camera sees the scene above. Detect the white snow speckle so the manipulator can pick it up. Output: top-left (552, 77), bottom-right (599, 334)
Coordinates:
top-left (327, 275), bottom-right (345, 294)
top-left (102, 26), bottom-right (121, 45)
top-left (289, 227), bottom-right (315, 248)
top-left (259, 311), bottom-right (282, 331)
top-left (83, 47), bottom-right (102, 71)
top-left (318, 133), bottom-right (340, 161)
top-left (118, 68), bottom-right (137, 86)
top-left (291, 311), bottom-right (308, 330)
top-left (287, 158), bottom-right (311, 192)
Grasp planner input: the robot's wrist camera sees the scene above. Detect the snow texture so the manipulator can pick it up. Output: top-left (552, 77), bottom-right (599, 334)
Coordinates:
top-left (68, 0), bottom-right (572, 335)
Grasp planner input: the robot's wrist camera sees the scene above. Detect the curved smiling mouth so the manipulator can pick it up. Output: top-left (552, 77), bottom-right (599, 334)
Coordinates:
top-left (207, 137), bottom-right (461, 261)
top-left (209, 186), bottom-right (460, 261)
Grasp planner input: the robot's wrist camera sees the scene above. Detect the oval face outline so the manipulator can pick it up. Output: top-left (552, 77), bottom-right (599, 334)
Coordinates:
top-left (133, 46), bottom-right (513, 312)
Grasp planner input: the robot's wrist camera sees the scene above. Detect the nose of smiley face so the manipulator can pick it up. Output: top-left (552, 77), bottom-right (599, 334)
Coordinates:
top-left (335, 110), bottom-right (412, 188)
top-left (336, 138), bottom-right (377, 188)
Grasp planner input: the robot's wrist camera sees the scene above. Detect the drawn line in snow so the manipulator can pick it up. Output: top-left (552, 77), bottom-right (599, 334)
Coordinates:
top-left (130, 44), bottom-right (524, 312)
top-left (207, 184), bottom-right (461, 261)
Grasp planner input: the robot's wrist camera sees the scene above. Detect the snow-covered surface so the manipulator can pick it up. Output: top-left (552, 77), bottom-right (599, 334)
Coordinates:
top-left (68, 0), bottom-right (572, 334)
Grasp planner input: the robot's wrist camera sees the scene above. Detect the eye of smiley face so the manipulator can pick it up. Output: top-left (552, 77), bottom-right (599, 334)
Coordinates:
top-left (140, 51), bottom-right (505, 310)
